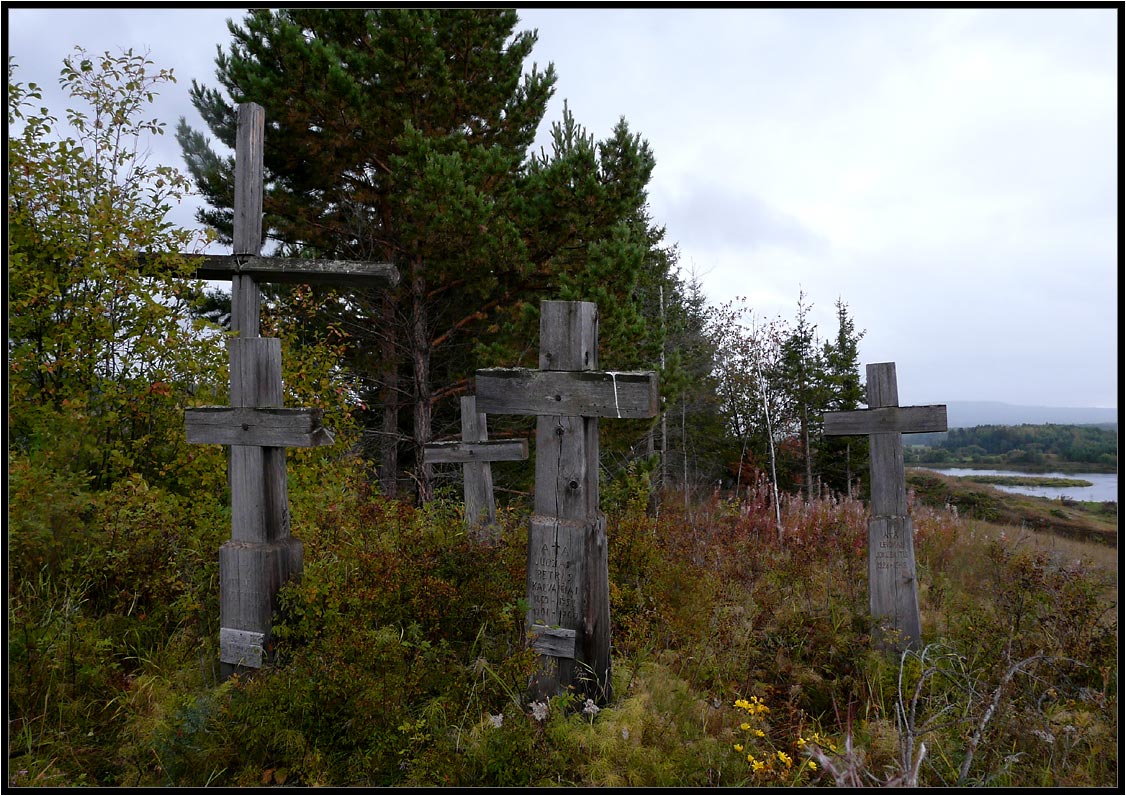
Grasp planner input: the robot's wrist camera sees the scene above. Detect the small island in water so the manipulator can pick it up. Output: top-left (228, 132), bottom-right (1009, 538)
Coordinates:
top-left (963, 475), bottom-right (1094, 489)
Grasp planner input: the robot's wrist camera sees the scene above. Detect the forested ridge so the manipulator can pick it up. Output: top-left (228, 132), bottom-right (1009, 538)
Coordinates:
top-left (7, 10), bottom-right (1117, 788)
top-left (905, 423), bottom-right (1118, 468)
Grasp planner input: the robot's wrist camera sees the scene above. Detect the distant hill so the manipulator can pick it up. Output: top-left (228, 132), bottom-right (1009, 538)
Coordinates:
top-left (943, 401), bottom-right (1118, 428)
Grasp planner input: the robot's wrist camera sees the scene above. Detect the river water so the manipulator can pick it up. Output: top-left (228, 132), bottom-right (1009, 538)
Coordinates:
top-left (920, 468), bottom-right (1119, 503)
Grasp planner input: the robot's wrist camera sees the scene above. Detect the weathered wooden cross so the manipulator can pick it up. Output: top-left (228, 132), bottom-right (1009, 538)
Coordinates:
top-left (476, 301), bottom-right (659, 703)
top-left (423, 395), bottom-right (528, 539)
top-left (177, 103), bottom-right (398, 674)
top-left (822, 362), bottom-right (947, 652)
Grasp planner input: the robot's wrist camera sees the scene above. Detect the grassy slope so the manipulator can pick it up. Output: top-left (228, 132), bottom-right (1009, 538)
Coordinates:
top-left (906, 467), bottom-right (1118, 547)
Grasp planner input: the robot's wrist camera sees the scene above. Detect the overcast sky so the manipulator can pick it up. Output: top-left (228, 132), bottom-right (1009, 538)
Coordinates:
top-left (6, 6), bottom-right (1120, 409)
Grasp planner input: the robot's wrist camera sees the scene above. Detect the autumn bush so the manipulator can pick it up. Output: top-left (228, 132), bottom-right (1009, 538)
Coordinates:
top-left (8, 453), bottom-right (1118, 787)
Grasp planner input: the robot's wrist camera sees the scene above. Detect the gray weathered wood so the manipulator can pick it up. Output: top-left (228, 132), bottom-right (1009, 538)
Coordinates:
top-left (186, 407), bottom-right (335, 448)
top-left (476, 368), bottom-right (659, 419)
top-left (218, 536), bottom-right (303, 662)
top-left (476, 301), bottom-right (657, 704)
top-left (174, 103), bottom-right (399, 675)
top-left (529, 624), bottom-right (578, 659)
top-left (822, 405), bottom-right (947, 437)
top-left (422, 396), bottom-right (529, 536)
top-left (422, 439), bottom-right (528, 464)
top-left (231, 104), bottom-right (264, 336)
top-left (233, 103), bottom-right (264, 257)
top-left (868, 515), bottom-right (921, 648)
top-left (178, 254), bottom-right (400, 286)
top-left (823, 362), bottom-right (947, 651)
top-left (219, 628), bottom-right (266, 669)
top-left (226, 337), bottom-right (291, 544)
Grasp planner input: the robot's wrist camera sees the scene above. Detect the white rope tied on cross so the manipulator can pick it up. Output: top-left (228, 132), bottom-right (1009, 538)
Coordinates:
top-left (608, 371), bottom-right (622, 419)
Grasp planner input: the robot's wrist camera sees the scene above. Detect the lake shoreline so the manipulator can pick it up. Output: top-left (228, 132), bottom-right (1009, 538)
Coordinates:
top-left (909, 459), bottom-right (1118, 475)
top-left (907, 469), bottom-right (1118, 548)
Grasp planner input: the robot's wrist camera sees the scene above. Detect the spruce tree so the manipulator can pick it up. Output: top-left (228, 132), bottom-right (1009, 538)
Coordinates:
top-left (819, 298), bottom-right (868, 496)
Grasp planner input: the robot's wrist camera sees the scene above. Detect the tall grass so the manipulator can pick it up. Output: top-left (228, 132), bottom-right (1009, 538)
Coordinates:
top-left (7, 459), bottom-right (1118, 786)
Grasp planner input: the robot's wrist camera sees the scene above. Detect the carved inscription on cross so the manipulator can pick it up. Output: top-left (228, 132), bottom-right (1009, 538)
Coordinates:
top-left (823, 362), bottom-right (947, 651)
top-left (178, 103), bottom-right (398, 673)
top-left (423, 395), bottom-right (528, 539)
top-left (476, 301), bottom-right (659, 703)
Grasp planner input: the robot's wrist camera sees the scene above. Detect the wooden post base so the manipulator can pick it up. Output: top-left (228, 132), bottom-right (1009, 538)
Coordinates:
top-left (218, 536), bottom-right (303, 667)
top-left (868, 515), bottom-right (921, 651)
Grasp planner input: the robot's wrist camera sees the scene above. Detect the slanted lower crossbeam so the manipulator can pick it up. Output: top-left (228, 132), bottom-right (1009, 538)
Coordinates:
top-left (175, 102), bottom-right (398, 675)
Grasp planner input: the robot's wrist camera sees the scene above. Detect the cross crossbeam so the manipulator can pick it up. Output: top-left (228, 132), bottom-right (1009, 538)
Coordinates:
top-left (476, 368), bottom-right (659, 419)
top-left (171, 253), bottom-right (399, 286)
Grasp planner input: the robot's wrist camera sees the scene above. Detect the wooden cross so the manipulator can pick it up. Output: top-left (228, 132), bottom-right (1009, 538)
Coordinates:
top-left (475, 301), bottom-right (659, 703)
top-left (423, 395), bottom-right (528, 539)
top-left (178, 103), bottom-right (398, 674)
top-left (822, 362), bottom-right (947, 651)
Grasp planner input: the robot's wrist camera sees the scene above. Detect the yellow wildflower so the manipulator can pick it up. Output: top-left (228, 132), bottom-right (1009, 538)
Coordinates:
top-left (740, 722), bottom-right (751, 731)
top-left (733, 744), bottom-right (743, 752)
top-left (777, 751), bottom-right (793, 768)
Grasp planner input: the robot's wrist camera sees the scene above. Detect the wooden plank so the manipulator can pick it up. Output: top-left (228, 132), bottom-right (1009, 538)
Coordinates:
top-left (180, 254), bottom-right (400, 286)
top-left (227, 336), bottom-right (290, 544)
top-left (219, 628), bottom-right (265, 669)
top-left (529, 624), bottom-right (578, 659)
top-left (868, 515), bottom-right (922, 650)
top-left (218, 536), bottom-right (303, 662)
top-left (460, 396), bottom-right (494, 534)
top-left (539, 300), bottom-right (597, 372)
top-left (233, 103), bottom-right (265, 256)
top-left (230, 338), bottom-right (283, 407)
top-left (822, 405), bottom-right (947, 436)
top-left (186, 407), bottom-right (334, 447)
top-left (582, 512), bottom-right (611, 700)
top-left (476, 368), bottom-right (659, 419)
top-left (422, 439), bottom-right (528, 464)
top-left (231, 104), bottom-right (265, 335)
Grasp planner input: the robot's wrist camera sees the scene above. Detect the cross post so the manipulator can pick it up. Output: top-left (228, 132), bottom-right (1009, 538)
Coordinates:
top-left (177, 103), bottom-right (398, 675)
top-left (476, 301), bottom-right (659, 703)
top-left (823, 362), bottom-right (946, 651)
top-left (423, 395), bottom-right (529, 540)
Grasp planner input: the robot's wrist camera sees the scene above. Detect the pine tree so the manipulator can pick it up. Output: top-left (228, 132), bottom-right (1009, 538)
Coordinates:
top-left (178, 10), bottom-right (670, 501)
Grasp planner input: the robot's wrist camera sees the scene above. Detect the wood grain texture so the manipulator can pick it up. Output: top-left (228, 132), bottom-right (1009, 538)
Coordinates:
top-left (422, 439), bottom-right (528, 464)
top-left (186, 407), bottom-right (334, 447)
top-left (539, 300), bottom-right (597, 371)
top-left (233, 103), bottom-right (264, 257)
top-left (178, 254), bottom-right (400, 286)
top-left (218, 536), bottom-right (303, 662)
top-left (529, 624), bottom-right (578, 659)
top-left (822, 405), bottom-right (947, 436)
top-left (868, 515), bottom-right (922, 650)
top-left (475, 368), bottom-right (659, 419)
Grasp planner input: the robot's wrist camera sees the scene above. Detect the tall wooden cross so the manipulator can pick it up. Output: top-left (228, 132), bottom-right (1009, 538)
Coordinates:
top-left (476, 301), bottom-right (659, 703)
top-left (822, 362), bottom-right (946, 651)
top-left (177, 103), bottom-right (398, 674)
top-left (423, 395), bottom-right (528, 540)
